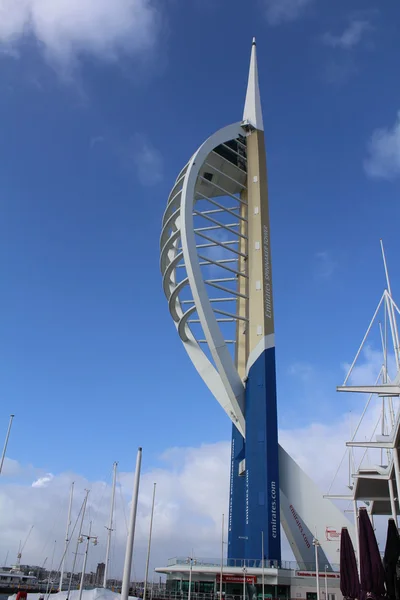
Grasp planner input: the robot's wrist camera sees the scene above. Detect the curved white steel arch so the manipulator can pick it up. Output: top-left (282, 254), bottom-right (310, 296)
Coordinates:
top-left (161, 122), bottom-right (247, 436)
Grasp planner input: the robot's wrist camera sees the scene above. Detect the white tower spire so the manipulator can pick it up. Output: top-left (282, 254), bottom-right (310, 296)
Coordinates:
top-left (243, 38), bottom-right (264, 131)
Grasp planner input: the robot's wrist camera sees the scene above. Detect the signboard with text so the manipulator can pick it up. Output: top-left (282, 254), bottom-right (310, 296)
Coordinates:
top-left (295, 572), bottom-right (340, 579)
top-left (216, 574), bottom-right (257, 584)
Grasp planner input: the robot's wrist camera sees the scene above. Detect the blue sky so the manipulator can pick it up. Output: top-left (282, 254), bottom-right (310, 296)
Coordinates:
top-left (1, 0), bottom-right (400, 487)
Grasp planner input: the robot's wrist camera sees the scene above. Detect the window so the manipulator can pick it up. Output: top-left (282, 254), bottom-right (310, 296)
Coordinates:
top-left (199, 582), bottom-right (214, 593)
top-left (307, 593), bottom-right (317, 600)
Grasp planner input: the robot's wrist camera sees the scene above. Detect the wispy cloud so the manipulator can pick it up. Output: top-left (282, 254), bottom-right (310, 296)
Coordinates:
top-left (343, 345), bottom-right (397, 386)
top-left (90, 135), bottom-right (105, 149)
top-left (131, 134), bottom-right (163, 186)
top-left (364, 111), bottom-right (400, 180)
top-left (0, 0), bottom-right (160, 70)
top-left (314, 251), bottom-right (337, 279)
top-left (264, 0), bottom-right (314, 25)
top-left (288, 362), bottom-right (314, 383)
top-left (32, 473), bottom-right (54, 488)
top-left (322, 19), bottom-right (372, 50)
top-left (323, 57), bottom-right (357, 86)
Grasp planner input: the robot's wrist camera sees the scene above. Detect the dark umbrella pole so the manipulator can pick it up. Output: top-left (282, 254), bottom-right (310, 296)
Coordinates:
top-left (359, 507), bottom-right (386, 600)
top-left (340, 527), bottom-right (360, 600)
top-left (383, 519), bottom-right (400, 600)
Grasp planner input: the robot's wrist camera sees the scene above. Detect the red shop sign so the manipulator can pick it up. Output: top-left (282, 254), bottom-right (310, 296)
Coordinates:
top-left (217, 575), bottom-right (257, 584)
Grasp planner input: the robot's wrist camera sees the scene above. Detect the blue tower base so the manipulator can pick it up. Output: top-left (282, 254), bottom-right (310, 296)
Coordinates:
top-left (228, 346), bottom-right (281, 562)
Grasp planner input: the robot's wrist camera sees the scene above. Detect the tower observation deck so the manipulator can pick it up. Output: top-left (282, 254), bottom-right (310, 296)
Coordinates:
top-left (160, 40), bottom-right (353, 567)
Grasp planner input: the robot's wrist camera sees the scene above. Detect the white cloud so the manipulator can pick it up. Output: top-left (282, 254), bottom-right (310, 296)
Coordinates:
top-left (364, 111), bottom-right (400, 180)
top-left (0, 420), bottom-right (375, 578)
top-left (32, 473), bottom-right (54, 488)
top-left (131, 134), bottom-right (163, 186)
top-left (264, 0), bottom-right (313, 25)
top-left (0, 443), bottom-right (230, 579)
top-left (0, 0), bottom-right (159, 68)
top-left (322, 20), bottom-right (371, 50)
top-left (0, 351), bottom-right (392, 581)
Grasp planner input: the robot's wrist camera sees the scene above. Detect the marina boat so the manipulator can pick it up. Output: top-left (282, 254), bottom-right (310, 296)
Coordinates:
top-left (0, 569), bottom-right (40, 593)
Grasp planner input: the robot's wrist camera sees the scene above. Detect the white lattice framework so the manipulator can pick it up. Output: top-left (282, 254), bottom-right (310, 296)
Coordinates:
top-left (160, 123), bottom-right (248, 436)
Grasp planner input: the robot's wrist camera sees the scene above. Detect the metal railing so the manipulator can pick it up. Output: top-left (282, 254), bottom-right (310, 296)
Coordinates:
top-left (166, 558), bottom-right (340, 572)
top-left (154, 594), bottom-right (292, 600)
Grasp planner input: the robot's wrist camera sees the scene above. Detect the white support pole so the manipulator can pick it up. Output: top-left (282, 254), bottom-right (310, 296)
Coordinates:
top-left (59, 481), bottom-right (74, 591)
top-left (121, 447), bottom-right (143, 600)
top-left (388, 479), bottom-right (397, 523)
top-left (0, 415), bottom-right (14, 475)
top-left (242, 567), bottom-right (247, 600)
top-left (313, 539), bottom-right (320, 600)
top-left (104, 462), bottom-right (118, 588)
top-left (220, 514), bottom-right (224, 600)
top-left (261, 531), bottom-right (265, 600)
top-left (324, 566), bottom-right (328, 600)
top-left (143, 482), bottom-right (157, 600)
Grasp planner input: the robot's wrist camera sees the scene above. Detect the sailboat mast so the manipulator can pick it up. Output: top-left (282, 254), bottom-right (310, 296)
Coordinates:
top-left (103, 461), bottom-right (118, 588)
top-left (0, 414), bottom-right (15, 475)
top-left (143, 483), bottom-right (157, 600)
top-left (67, 490), bottom-right (90, 598)
top-left (59, 481), bottom-right (74, 591)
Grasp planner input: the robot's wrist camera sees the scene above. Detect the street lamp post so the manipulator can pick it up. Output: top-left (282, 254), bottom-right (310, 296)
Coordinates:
top-left (78, 524), bottom-right (98, 600)
top-left (187, 557), bottom-right (196, 600)
top-left (324, 566), bottom-right (328, 600)
top-left (242, 567), bottom-right (247, 600)
top-left (313, 538), bottom-right (320, 600)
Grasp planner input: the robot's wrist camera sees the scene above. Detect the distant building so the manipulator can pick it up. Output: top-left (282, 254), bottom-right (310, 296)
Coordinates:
top-left (96, 563), bottom-right (105, 586)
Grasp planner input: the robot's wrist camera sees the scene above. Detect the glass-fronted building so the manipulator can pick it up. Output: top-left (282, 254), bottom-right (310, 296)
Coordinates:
top-left (155, 558), bottom-right (342, 600)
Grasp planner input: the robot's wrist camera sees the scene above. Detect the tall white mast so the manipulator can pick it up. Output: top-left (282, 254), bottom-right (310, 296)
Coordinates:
top-left (381, 239), bottom-right (400, 370)
top-left (103, 461), bottom-right (118, 588)
top-left (121, 447), bottom-right (142, 600)
top-left (143, 482), bottom-right (157, 600)
top-left (59, 481), bottom-right (74, 591)
top-left (0, 415), bottom-right (15, 475)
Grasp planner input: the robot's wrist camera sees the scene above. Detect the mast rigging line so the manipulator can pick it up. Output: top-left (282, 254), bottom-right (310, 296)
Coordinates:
top-left (117, 470), bottom-right (129, 536)
top-left (45, 491), bottom-right (89, 600)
